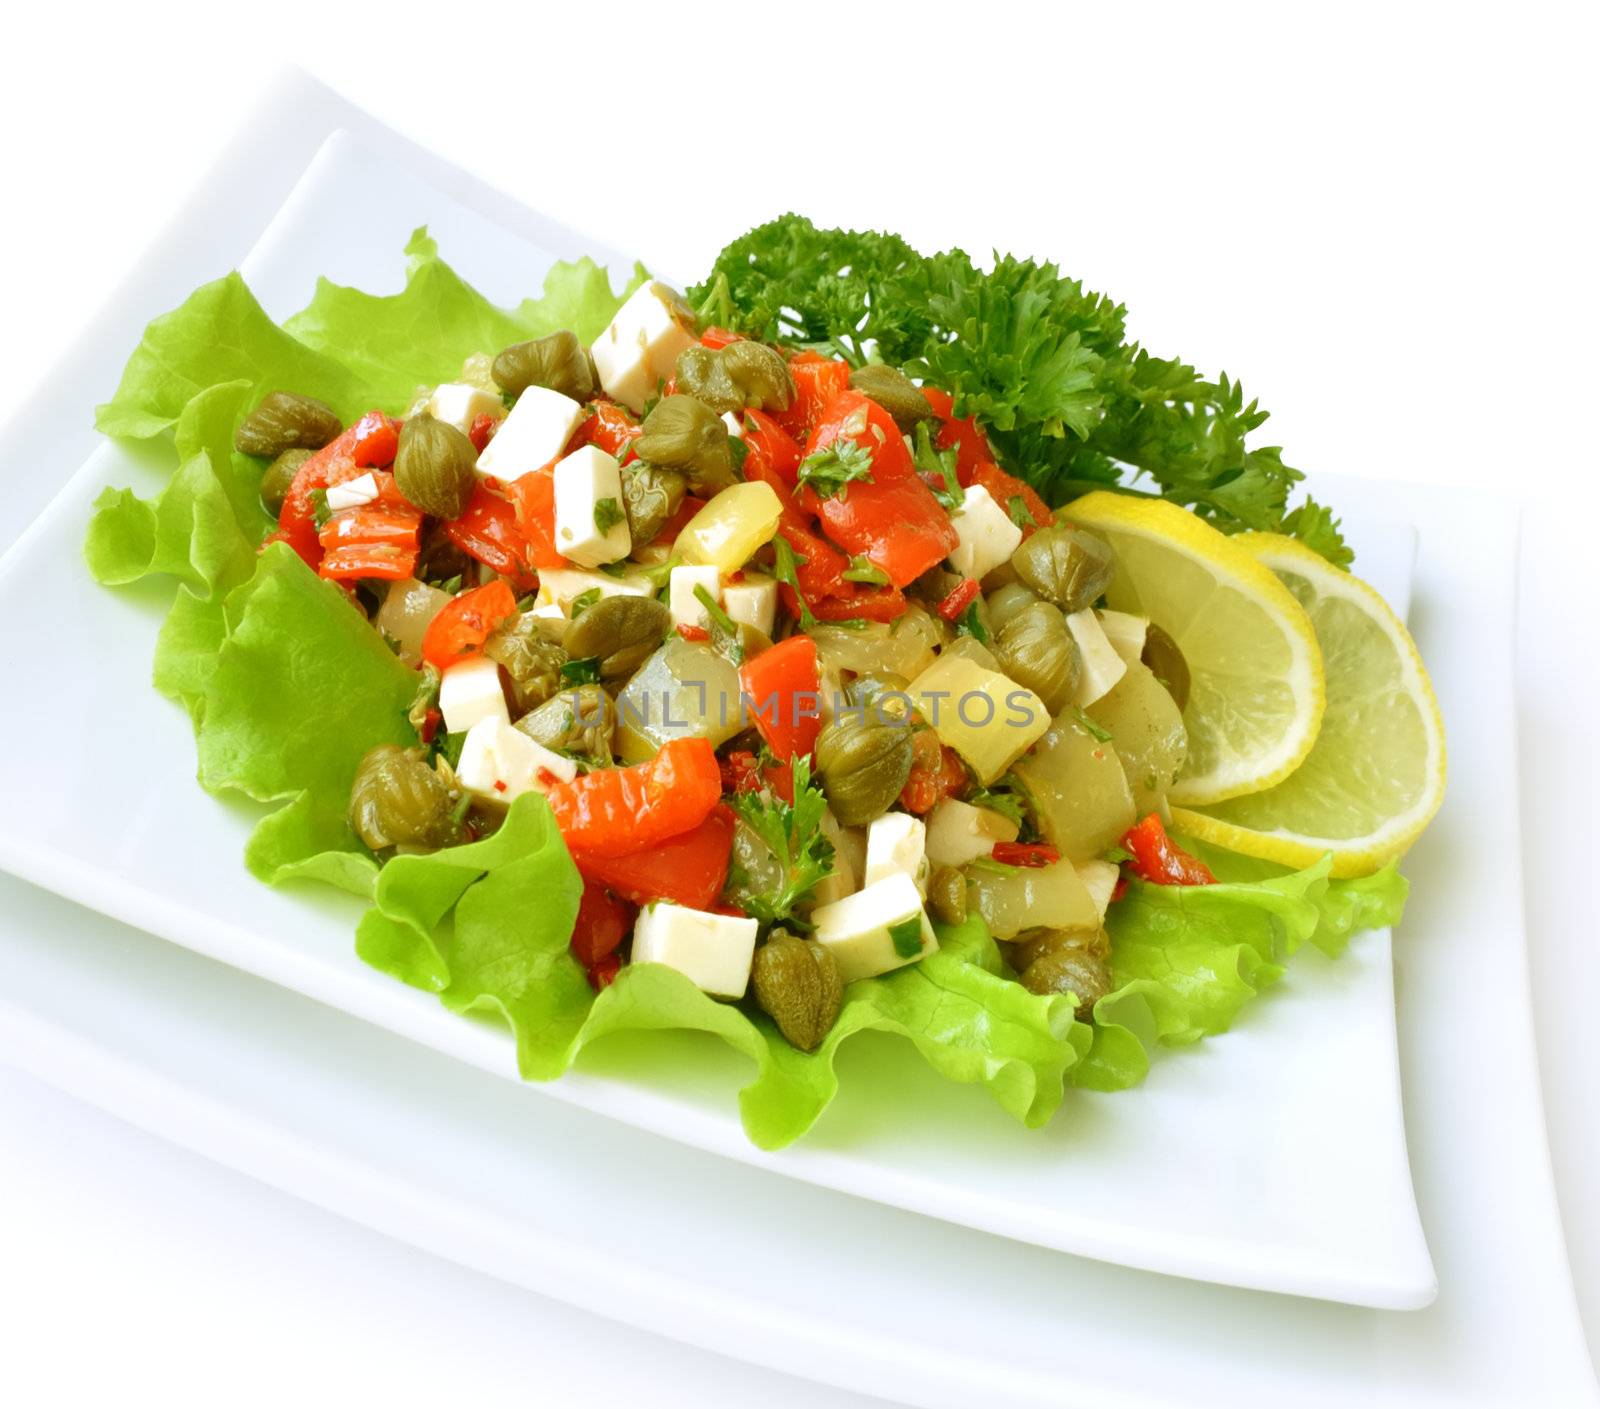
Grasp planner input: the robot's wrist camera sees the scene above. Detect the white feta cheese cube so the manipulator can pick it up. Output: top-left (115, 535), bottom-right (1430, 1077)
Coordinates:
top-left (1076, 858), bottom-right (1121, 920)
top-left (535, 567), bottom-right (655, 616)
top-left (924, 797), bottom-right (1022, 869)
top-left (475, 385), bottom-right (584, 482)
top-left (631, 901), bottom-right (759, 999)
top-left (1065, 608), bottom-right (1128, 706)
top-left (669, 564), bottom-right (722, 631)
top-left (1098, 609), bottom-right (1150, 668)
top-left (438, 656), bottom-right (509, 735)
top-left (426, 382), bottom-right (505, 437)
top-left (946, 483), bottom-right (1023, 582)
top-left (324, 472), bottom-right (379, 512)
top-left (863, 812), bottom-right (928, 894)
top-left (811, 874), bottom-right (939, 983)
top-left (553, 446), bottom-right (631, 568)
top-left (722, 411), bottom-right (745, 438)
top-left (590, 281), bottom-right (698, 412)
top-left (721, 574), bottom-right (777, 637)
top-left (455, 716), bottom-right (577, 804)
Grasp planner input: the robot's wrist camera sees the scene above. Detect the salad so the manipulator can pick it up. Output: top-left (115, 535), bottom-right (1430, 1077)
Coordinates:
top-left (84, 218), bottom-right (1445, 1148)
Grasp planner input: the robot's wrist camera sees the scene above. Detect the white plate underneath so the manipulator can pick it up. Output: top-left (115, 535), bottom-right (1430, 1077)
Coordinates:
top-left (0, 126), bottom-right (1435, 1309)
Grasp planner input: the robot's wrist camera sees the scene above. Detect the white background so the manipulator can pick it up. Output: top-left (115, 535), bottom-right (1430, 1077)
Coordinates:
top-left (0, 3), bottom-right (1594, 1404)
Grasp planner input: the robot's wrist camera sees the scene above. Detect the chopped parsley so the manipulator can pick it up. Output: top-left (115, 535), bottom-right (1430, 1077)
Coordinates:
top-left (561, 656), bottom-right (603, 686)
top-left (796, 437), bottom-right (874, 500)
top-left (770, 535), bottom-right (820, 631)
top-left (309, 488), bottom-right (333, 528)
top-left (436, 730), bottom-right (468, 771)
top-left (728, 433), bottom-right (749, 475)
top-left (911, 421), bottom-right (963, 511)
top-left (728, 755), bottom-right (836, 929)
top-left (842, 556), bottom-right (890, 586)
top-left (967, 784), bottom-right (1027, 828)
top-left (593, 497), bottom-right (625, 535)
top-left (1006, 494), bottom-right (1033, 529)
top-left (569, 587), bottom-right (602, 618)
top-left (887, 914), bottom-right (925, 958)
top-left (1073, 707), bottom-right (1114, 743)
top-left (956, 601), bottom-right (988, 644)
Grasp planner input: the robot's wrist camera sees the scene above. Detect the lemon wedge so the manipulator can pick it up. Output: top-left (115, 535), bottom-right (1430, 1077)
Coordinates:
top-left (1170, 532), bottom-right (1446, 876)
top-left (1065, 493), bottom-right (1325, 805)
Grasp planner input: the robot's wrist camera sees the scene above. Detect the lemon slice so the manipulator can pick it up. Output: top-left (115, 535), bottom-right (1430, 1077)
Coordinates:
top-left (1064, 493), bottom-right (1324, 805)
top-left (1171, 532), bottom-right (1446, 877)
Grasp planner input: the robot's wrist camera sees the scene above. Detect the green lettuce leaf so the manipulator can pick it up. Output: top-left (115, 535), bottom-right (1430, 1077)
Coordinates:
top-left (359, 829), bottom-right (1088, 1149)
top-left (283, 227), bottom-right (648, 414)
top-left (1078, 849), bottom-right (1409, 1090)
top-left (191, 543), bottom-right (419, 896)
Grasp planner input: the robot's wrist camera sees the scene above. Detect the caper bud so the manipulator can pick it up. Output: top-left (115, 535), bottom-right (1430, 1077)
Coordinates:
top-left (634, 394), bottom-right (735, 495)
top-left (515, 684), bottom-right (615, 761)
top-left (991, 601), bottom-right (1083, 714)
top-left (259, 448), bottom-right (311, 516)
top-left (752, 930), bottom-right (844, 1053)
top-left (849, 364), bottom-right (936, 433)
top-left (393, 413), bottom-right (479, 519)
top-left (563, 595), bottom-right (672, 682)
top-left (1020, 944), bottom-right (1112, 1019)
top-left (619, 462), bottom-right (687, 545)
top-left (927, 864), bottom-right (968, 926)
top-left (492, 330), bottom-right (598, 402)
top-left (985, 581), bottom-right (1040, 634)
top-left (349, 744), bottom-right (457, 852)
top-left (1009, 924), bottom-right (1109, 974)
top-left (674, 341), bottom-right (795, 416)
top-left (1141, 622), bottom-right (1191, 712)
top-left (1011, 525), bottom-right (1116, 614)
top-left (235, 390), bottom-right (343, 459)
top-left (814, 712), bottom-right (915, 827)
top-left (484, 613), bottom-right (568, 713)
top-left (847, 672), bottom-right (916, 724)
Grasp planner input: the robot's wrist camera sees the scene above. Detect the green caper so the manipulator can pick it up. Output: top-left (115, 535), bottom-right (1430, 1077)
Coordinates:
top-left (1009, 924), bottom-right (1109, 974)
top-left (985, 581), bottom-right (1040, 634)
top-left (991, 601), bottom-right (1083, 713)
top-left (814, 711), bottom-right (915, 827)
top-left (348, 744), bottom-right (457, 852)
top-left (674, 341), bottom-right (795, 416)
top-left (849, 364), bottom-right (936, 433)
top-left (514, 684), bottom-right (615, 761)
top-left (1141, 622), bottom-right (1191, 712)
top-left (634, 394), bottom-right (735, 495)
top-left (1011, 524), bottom-right (1117, 614)
top-left (235, 390), bottom-right (343, 459)
top-left (927, 864), bottom-right (968, 926)
top-left (393, 413), bottom-right (479, 519)
top-left (259, 448), bottom-right (311, 516)
top-left (847, 672), bottom-right (916, 724)
top-left (619, 462), bottom-right (687, 545)
top-left (751, 930), bottom-right (844, 1052)
top-left (1019, 944), bottom-right (1112, 1019)
top-left (484, 614), bottom-right (568, 713)
top-left (563, 595), bottom-right (672, 682)
top-left (492, 330), bottom-right (598, 401)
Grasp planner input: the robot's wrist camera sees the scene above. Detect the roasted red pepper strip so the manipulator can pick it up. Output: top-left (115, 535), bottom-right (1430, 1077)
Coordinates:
top-left (740, 408), bottom-right (803, 490)
top-left (991, 842), bottom-right (1062, 868)
top-left (900, 734), bottom-right (970, 815)
top-left (568, 400), bottom-right (643, 462)
top-left (920, 386), bottom-right (993, 482)
top-left (775, 352), bottom-right (852, 441)
top-left (937, 578), bottom-right (982, 621)
top-left (699, 326), bottom-right (744, 349)
top-left (1121, 814), bottom-right (1216, 886)
top-left (273, 410), bottom-right (400, 568)
top-left (505, 466), bottom-right (567, 570)
top-left (548, 738), bottom-right (722, 860)
top-left (577, 804), bottom-right (735, 910)
top-left (468, 413), bottom-right (500, 452)
top-left (968, 460), bottom-right (1051, 535)
top-left (740, 635), bottom-right (823, 762)
top-left (570, 878), bottom-right (635, 971)
top-left (420, 580), bottom-right (518, 671)
top-left (805, 391), bottom-right (958, 587)
top-left (810, 582), bottom-right (907, 622)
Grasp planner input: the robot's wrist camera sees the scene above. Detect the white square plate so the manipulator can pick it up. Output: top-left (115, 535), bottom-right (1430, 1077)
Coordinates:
top-left (0, 128), bottom-right (1438, 1308)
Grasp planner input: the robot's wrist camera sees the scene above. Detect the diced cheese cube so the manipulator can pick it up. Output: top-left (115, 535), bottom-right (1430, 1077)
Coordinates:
top-left (553, 446), bottom-right (631, 568)
top-left (1065, 608), bottom-right (1128, 706)
top-left (589, 281), bottom-right (697, 412)
top-left (426, 382), bottom-right (505, 437)
top-left (669, 564), bottom-right (721, 631)
top-left (325, 472), bottom-right (379, 512)
top-left (1098, 609), bottom-right (1149, 668)
top-left (811, 874), bottom-right (939, 983)
top-left (925, 798), bottom-right (1021, 869)
top-left (632, 900), bottom-right (759, 999)
top-left (722, 411), bottom-right (745, 438)
top-left (864, 812), bottom-right (928, 894)
top-left (535, 567), bottom-right (655, 615)
top-left (455, 716), bottom-right (577, 803)
top-left (1076, 858), bottom-right (1121, 920)
top-left (438, 656), bottom-right (509, 734)
top-left (812, 810), bottom-right (861, 906)
top-left (721, 574), bottom-right (776, 637)
top-left (946, 483), bottom-right (1023, 582)
top-left (475, 385), bottom-right (584, 482)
